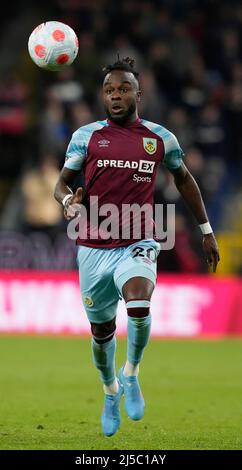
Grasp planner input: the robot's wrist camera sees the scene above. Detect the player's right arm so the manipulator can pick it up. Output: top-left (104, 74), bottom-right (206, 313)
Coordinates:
top-left (54, 127), bottom-right (87, 220)
top-left (54, 167), bottom-right (83, 220)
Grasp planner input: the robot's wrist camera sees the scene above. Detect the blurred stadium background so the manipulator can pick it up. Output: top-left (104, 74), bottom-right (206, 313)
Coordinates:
top-left (0, 0), bottom-right (242, 451)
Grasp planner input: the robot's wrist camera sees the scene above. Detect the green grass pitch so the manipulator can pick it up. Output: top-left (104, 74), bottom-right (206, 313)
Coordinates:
top-left (0, 336), bottom-right (241, 450)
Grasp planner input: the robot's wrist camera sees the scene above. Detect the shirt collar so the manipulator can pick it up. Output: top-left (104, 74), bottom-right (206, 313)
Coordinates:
top-left (107, 117), bottom-right (141, 128)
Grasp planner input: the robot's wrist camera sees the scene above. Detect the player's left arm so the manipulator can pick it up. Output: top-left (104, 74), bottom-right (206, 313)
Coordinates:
top-left (169, 162), bottom-right (220, 272)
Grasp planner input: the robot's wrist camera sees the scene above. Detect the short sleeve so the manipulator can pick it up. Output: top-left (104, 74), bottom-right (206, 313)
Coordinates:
top-left (64, 130), bottom-right (87, 171)
top-left (163, 132), bottom-right (184, 170)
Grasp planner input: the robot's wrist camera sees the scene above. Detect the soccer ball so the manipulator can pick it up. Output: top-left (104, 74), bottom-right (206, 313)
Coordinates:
top-left (28, 21), bottom-right (79, 71)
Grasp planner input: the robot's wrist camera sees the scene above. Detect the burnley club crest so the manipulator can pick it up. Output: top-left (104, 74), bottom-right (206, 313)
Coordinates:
top-left (143, 137), bottom-right (157, 155)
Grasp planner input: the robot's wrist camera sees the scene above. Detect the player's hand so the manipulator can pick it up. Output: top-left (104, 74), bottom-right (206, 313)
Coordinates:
top-left (202, 233), bottom-right (220, 273)
top-left (64, 187), bottom-right (83, 220)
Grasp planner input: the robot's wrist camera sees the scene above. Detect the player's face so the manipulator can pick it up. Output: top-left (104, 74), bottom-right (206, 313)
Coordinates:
top-left (103, 70), bottom-right (141, 124)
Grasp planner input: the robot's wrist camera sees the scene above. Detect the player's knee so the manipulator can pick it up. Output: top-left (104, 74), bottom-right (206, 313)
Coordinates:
top-left (91, 318), bottom-right (116, 344)
top-left (126, 300), bottom-right (150, 318)
top-left (122, 277), bottom-right (154, 302)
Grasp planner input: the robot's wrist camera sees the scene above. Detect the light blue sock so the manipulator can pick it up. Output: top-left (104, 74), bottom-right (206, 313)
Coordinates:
top-left (91, 336), bottom-right (116, 386)
top-left (127, 314), bottom-right (151, 366)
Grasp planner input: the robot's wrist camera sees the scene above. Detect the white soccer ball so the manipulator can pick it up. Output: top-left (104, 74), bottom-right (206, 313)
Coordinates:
top-left (28, 21), bottom-right (79, 71)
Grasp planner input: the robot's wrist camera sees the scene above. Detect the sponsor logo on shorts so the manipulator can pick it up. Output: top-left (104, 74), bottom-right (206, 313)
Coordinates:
top-left (84, 296), bottom-right (94, 307)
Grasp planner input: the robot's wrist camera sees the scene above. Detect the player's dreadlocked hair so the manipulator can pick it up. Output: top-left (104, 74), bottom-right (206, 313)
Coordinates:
top-left (102, 54), bottom-right (139, 80)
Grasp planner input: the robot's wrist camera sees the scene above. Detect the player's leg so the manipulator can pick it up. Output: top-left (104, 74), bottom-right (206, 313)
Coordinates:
top-left (90, 317), bottom-right (118, 393)
top-left (118, 276), bottom-right (154, 420)
top-left (90, 318), bottom-right (123, 437)
top-left (114, 240), bottom-right (160, 420)
top-left (77, 245), bottom-right (123, 437)
top-left (122, 276), bottom-right (154, 379)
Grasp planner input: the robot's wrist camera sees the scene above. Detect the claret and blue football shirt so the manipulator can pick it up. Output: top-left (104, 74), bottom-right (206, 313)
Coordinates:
top-left (64, 117), bottom-right (184, 248)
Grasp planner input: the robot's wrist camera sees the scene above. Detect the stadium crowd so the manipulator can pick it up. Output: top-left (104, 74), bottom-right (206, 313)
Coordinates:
top-left (0, 0), bottom-right (242, 272)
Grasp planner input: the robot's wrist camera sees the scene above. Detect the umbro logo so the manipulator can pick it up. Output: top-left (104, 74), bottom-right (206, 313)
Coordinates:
top-left (98, 139), bottom-right (110, 148)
